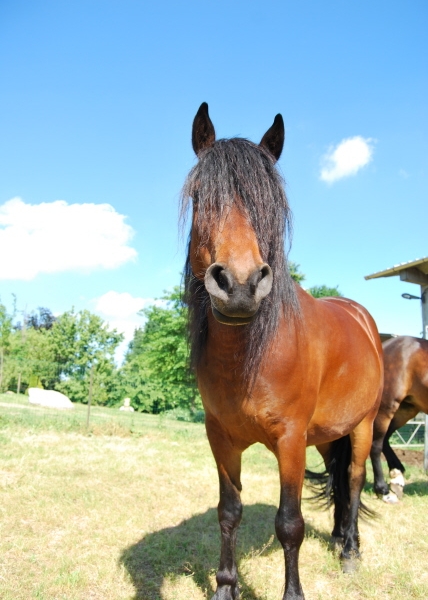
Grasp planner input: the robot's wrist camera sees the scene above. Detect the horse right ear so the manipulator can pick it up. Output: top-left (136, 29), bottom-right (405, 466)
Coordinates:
top-left (260, 114), bottom-right (284, 163)
top-left (192, 102), bottom-right (216, 156)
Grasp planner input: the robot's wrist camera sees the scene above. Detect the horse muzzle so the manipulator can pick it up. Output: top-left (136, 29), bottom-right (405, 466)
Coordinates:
top-left (204, 263), bottom-right (273, 326)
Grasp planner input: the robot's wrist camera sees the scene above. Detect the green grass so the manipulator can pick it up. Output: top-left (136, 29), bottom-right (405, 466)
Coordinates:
top-left (0, 391), bottom-right (195, 436)
top-left (1, 392), bottom-right (428, 599)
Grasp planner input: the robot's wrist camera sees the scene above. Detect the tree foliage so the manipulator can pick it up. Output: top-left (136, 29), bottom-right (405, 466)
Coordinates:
top-left (2, 265), bottom-right (343, 410)
top-left (2, 305), bottom-right (123, 404)
top-left (121, 287), bottom-right (202, 413)
top-left (50, 309), bottom-right (124, 404)
top-left (289, 261), bottom-right (306, 284)
top-left (26, 307), bottom-right (56, 330)
top-left (288, 263), bottom-right (343, 298)
top-left (0, 298), bottom-right (14, 391)
top-left (307, 284), bottom-right (343, 298)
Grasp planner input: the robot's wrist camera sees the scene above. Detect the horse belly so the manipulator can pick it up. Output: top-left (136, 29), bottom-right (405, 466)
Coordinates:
top-left (306, 375), bottom-right (380, 446)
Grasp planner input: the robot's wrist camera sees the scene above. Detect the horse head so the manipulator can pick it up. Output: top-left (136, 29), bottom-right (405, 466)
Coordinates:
top-left (188, 102), bottom-right (285, 326)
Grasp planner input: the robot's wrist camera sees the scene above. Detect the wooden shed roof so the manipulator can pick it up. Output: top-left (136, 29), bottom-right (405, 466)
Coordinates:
top-left (365, 256), bottom-right (428, 282)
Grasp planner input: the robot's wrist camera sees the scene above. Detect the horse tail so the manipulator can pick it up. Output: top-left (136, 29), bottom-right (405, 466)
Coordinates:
top-left (305, 435), bottom-right (375, 519)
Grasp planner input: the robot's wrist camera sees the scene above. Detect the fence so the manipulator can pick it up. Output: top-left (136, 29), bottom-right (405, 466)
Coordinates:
top-left (390, 413), bottom-right (425, 447)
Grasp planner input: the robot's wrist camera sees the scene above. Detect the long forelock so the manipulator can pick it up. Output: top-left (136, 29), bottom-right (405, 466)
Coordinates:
top-left (181, 137), bottom-right (300, 388)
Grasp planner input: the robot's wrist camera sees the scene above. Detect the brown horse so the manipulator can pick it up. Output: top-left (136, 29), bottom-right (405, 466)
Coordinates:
top-left (181, 102), bottom-right (383, 600)
top-left (371, 335), bottom-right (428, 500)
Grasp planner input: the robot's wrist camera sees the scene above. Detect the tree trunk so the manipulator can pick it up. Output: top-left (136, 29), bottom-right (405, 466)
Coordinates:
top-left (0, 347), bottom-right (3, 392)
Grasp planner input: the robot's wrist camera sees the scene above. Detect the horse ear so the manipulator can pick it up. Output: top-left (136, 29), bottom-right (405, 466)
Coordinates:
top-left (192, 102), bottom-right (216, 156)
top-left (260, 114), bottom-right (284, 162)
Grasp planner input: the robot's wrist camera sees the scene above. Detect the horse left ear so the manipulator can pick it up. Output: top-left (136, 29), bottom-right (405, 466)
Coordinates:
top-left (260, 114), bottom-right (284, 162)
top-left (192, 102), bottom-right (216, 156)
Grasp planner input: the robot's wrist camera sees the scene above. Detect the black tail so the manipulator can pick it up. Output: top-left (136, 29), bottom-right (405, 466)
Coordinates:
top-left (305, 435), bottom-right (375, 519)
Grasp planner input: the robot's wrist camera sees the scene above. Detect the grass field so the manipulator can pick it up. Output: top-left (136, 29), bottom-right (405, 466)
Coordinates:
top-left (1, 392), bottom-right (428, 599)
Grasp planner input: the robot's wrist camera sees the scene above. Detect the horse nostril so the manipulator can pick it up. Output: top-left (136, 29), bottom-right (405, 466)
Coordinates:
top-left (217, 269), bottom-right (233, 294)
top-left (253, 264), bottom-right (273, 301)
top-left (249, 266), bottom-right (271, 296)
top-left (249, 271), bottom-right (262, 295)
top-left (260, 265), bottom-right (271, 280)
top-left (205, 264), bottom-right (234, 297)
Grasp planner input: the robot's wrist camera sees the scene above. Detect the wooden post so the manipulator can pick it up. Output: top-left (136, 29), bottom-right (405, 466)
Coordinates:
top-left (86, 365), bottom-right (94, 430)
top-left (17, 372), bottom-right (21, 396)
top-left (425, 415), bottom-right (428, 473)
top-left (422, 284), bottom-right (428, 472)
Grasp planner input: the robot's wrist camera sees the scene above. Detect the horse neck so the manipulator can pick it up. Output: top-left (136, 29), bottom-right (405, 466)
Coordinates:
top-left (204, 309), bottom-right (246, 364)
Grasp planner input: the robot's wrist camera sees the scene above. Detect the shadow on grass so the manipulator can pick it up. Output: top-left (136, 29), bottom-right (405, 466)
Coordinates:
top-left (120, 503), bottom-right (332, 600)
top-left (402, 479), bottom-right (428, 496)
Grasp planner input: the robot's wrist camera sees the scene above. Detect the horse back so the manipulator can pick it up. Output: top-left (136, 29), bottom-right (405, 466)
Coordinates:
top-left (382, 336), bottom-right (428, 412)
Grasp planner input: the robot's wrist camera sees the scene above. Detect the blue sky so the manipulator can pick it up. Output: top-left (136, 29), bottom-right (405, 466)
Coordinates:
top-left (1, 0), bottom-right (427, 354)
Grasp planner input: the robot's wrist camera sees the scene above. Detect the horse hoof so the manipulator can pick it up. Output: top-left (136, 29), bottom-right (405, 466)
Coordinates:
top-left (376, 491), bottom-right (389, 500)
top-left (389, 469), bottom-right (405, 499)
top-left (341, 556), bottom-right (360, 574)
top-left (382, 492), bottom-right (399, 504)
top-left (390, 483), bottom-right (404, 499)
top-left (211, 586), bottom-right (240, 600)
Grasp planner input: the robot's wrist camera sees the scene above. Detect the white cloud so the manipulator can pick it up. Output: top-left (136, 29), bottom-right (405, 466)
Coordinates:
top-left (95, 291), bottom-right (150, 319)
top-left (94, 291), bottom-right (166, 362)
top-left (94, 291), bottom-right (165, 324)
top-left (0, 197), bottom-right (137, 280)
top-left (320, 136), bottom-right (374, 183)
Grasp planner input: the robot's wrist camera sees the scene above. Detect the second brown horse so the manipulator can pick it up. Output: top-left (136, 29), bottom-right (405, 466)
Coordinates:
top-left (371, 335), bottom-right (428, 500)
top-left (182, 103), bottom-right (383, 600)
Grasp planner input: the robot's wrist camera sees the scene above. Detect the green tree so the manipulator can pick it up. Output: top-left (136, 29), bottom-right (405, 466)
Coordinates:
top-left (289, 261), bottom-right (305, 284)
top-left (122, 288), bottom-right (201, 413)
top-left (49, 309), bottom-right (124, 404)
top-left (26, 307), bottom-right (56, 330)
top-left (0, 298), bottom-right (14, 392)
top-left (5, 327), bottom-right (57, 393)
top-left (307, 285), bottom-right (343, 298)
top-left (288, 263), bottom-right (343, 298)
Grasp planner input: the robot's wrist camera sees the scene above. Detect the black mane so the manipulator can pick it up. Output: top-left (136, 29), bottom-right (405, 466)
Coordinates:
top-left (180, 137), bottom-right (300, 389)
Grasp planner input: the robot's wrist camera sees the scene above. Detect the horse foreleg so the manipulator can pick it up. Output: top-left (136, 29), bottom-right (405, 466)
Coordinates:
top-left (383, 402), bottom-right (419, 473)
top-left (370, 413), bottom-right (391, 497)
top-left (315, 441), bottom-right (347, 551)
top-left (382, 405), bottom-right (419, 498)
top-left (275, 436), bottom-right (306, 600)
top-left (206, 419), bottom-right (243, 600)
top-left (382, 427), bottom-right (405, 472)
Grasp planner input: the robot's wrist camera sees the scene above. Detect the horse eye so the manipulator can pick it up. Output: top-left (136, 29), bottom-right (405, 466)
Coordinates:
top-left (192, 192), bottom-right (199, 204)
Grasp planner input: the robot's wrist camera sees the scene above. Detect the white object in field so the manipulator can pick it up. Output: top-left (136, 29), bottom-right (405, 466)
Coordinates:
top-left (28, 388), bottom-right (74, 410)
top-left (119, 397), bottom-right (134, 412)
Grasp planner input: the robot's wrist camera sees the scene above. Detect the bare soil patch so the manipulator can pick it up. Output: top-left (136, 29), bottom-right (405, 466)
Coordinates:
top-left (393, 448), bottom-right (424, 468)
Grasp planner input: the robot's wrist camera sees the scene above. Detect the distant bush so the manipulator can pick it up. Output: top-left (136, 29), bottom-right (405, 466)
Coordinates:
top-left (164, 407), bottom-right (205, 423)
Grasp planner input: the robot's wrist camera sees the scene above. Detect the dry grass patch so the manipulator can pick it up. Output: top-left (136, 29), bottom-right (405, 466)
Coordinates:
top-left (0, 395), bottom-right (427, 599)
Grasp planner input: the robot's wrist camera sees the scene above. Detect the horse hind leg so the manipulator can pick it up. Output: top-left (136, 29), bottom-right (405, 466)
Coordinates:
top-left (314, 441), bottom-right (346, 553)
top-left (340, 418), bottom-right (377, 573)
top-left (326, 418), bottom-right (375, 574)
